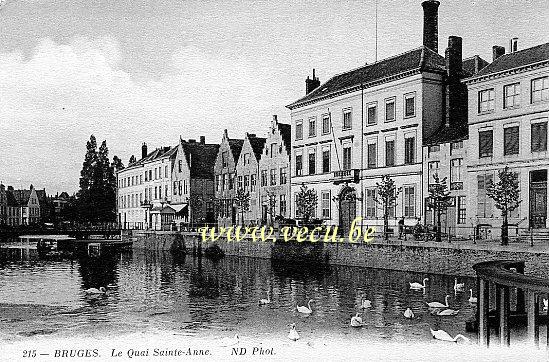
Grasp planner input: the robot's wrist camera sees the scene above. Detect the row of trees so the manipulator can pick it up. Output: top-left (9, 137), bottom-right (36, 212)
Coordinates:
top-left (278, 166), bottom-right (519, 245)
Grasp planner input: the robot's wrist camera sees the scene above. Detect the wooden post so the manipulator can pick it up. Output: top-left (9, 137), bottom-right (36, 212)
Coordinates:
top-left (526, 290), bottom-right (539, 348)
top-left (516, 264), bottom-right (525, 313)
top-left (478, 278), bottom-right (490, 347)
top-left (498, 285), bottom-right (510, 346)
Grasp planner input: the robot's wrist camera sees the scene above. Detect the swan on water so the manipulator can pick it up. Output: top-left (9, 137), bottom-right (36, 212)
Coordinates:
top-left (430, 328), bottom-right (470, 343)
top-left (220, 334), bottom-right (239, 347)
top-left (468, 289), bottom-right (478, 304)
top-left (453, 278), bottom-right (464, 292)
top-left (544, 299), bottom-right (548, 311)
top-left (361, 299), bottom-right (372, 309)
top-left (350, 313), bottom-right (364, 327)
top-left (409, 278), bottom-right (428, 290)
top-left (85, 287), bottom-right (106, 294)
top-left (427, 295), bottom-right (449, 308)
top-left (297, 299), bottom-right (313, 314)
top-left (403, 308), bottom-right (415, 319)
top-left (436, 308), bottom-right (459, 316)
top-left (288, 323), bottom-right (300, 341)
top-left (259, 292), bottom-right (271, 305)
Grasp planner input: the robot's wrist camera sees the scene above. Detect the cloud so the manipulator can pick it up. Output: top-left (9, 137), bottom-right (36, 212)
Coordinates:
top-left (0, 36), bottom-right (286, 193)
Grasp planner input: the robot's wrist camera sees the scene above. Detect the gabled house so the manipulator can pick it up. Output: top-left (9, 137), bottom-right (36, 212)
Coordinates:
top-left (214, 130), bottom-right (244, 226)
top-left (235, 132), bottom-right (266, 225)
top-left (6, 185), bottom-right (41, 225)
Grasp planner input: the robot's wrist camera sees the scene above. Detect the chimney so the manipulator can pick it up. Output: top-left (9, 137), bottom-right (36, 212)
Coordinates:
top-left (509, 37), bottom-right (518, 53)
top-left (247, 133), bottom-right (256, 138)
top-left (445, 36), bottom-right (463, 79)
top-left (444, 36), bottom-right (466, 128)
top-left (492, 45), bottom-right (505, 61)
top-left (422, 0), bottom-right (440, 53)
top-left (305, 68), bottom-right (320, 95)
top-left (141, 142), bottom-right (147, 159)
top-left (188, 139), bottom-right (196, 143)
top-left (200, 136), bottom-right (205, 144)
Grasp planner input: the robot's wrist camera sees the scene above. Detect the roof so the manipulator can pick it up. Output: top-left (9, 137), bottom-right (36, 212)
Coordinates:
top-left (472, 42), bottom-right (549, 78)
top-left (287, 46), bottom-right (446, 109)
top-left (462, 56), bottom-right (490, 77)
top-left (122, 146), bottom-right (177, 171)
top-left (248, 135), bottom-right (267, 160)
top-left (181, 141), bottom-right (220, 179)
top-left (6, 190), bottom-right (17, 207)
top-left (228, 139), bottom-right (244, 162)
top-left (277, 122), bottom-right (291, 155)
top-left (424, 123), bottom-right (468, 146)
top-left (10, 189), bottom-right (31, 206)
top-left (35, 189), bottom-right (47, 205)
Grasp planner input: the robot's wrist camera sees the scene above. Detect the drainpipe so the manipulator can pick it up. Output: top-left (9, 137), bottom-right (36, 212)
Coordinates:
top-left (361, 83), bottom-right (365, 230)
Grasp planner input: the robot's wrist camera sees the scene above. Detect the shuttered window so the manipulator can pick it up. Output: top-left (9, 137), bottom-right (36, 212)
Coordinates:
top-left (503, 126), bottom-right (519, 155)
top-left (531, 122), bottom-right (547, 152)
top-left (367, 143), bottom-right (376, 168)
top-left (479, 130), bottom-right (493, 158)
top-left (477, 173), bottom-right (493, 217)
top-left (404, 137), bottom-right (415, 164)
top-left (385, 140), bottom-right (395, 167)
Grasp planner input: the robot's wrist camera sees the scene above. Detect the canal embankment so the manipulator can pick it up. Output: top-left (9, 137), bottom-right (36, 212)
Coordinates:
top-left (129, 230), bottom-right (549, 278)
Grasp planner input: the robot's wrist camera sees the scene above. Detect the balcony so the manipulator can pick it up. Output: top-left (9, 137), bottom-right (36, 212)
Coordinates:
top-left (450, 182), bottom-right (463, 191)
top-left (140, 200), bottom-right (152, 208)
top-left (333, 169), bottom-right (360, 184)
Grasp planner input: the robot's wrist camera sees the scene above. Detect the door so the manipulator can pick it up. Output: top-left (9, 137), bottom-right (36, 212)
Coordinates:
top-left (530, 170), bottom-right (547, 228)
top-left (339, 187), bottom-right (356, 236)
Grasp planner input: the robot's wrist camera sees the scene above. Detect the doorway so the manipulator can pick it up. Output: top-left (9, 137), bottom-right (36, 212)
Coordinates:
top-left (529, 169), bottom-right (547, 228)
top-left (339, 186), bottom-right (356, 236)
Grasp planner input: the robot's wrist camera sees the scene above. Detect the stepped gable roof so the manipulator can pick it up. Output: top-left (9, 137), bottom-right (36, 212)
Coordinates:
top-left (248, 135), bottom-right (267, 160)
top-left (228, 139), bottom-right (244, 162)
top-left (287, 46), bottom-right (446, 109)
top-left (472, 42), bottom-right (549, 78)
top-left (277, 122), bottom-right (291, 155)
top-left (181, 141), bottom-right (220, 178)
top-left (423, 123), bottom-right (468, 146)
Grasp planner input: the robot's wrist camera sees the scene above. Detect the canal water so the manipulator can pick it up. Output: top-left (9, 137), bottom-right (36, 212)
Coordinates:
top-left (0, 240), bottom-right (547, 359)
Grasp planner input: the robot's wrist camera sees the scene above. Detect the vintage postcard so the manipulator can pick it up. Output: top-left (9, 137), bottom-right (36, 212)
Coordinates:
top-left (1, 0), bottom-right (549, 361)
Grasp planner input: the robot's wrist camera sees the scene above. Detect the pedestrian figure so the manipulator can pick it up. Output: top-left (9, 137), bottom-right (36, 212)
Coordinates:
top-left (398, 216), bottom-right (405, 239)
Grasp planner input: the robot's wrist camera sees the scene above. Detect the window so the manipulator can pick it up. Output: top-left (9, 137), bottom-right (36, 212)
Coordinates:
top-left (343, 109), bottom-right (352, 130)
top-left (280, 195), bottom-right (287, 216)
top-left (457, 196), bottom-right (466, 224)
top-left (261, 170), bottom-right (268, 186)
top-left (385, 139), bottom-right (395, 167)
top-left (165, 185), bottom-right (168, 198)
top-left (321, 191), bottom-right (330, 219)
top-left (178, 160), bottom-right (182, 173)
top-left (342, 145), bottom-right (352, 170)
top-left (404, 136), bottom-right (415, 164)
top-left (322, 149), bottom-right (330, 173)
top-left (322, 114), bottom-right (331, 135)
top-left (367, 143), bottom-right (376, 168)
top-left (165, 165), bottom-right (168, 178)
top-left (238, 175), bottom-right (243, 190)
top-left (531, 121), bottom-right (548, 152)
top-left (246, 174), bottom-right (254, 191)
top-left (404, 186), bottom-right (415, 217)
top-left (243, 153), bottom-right (250, 165)
top-left (477, 173), bottom-right (493, 217)
top-left (367, 103), bottom-right (377, 125)
top-left (270, 143), bottom-right (277, 157)
top-left (428, 161), bottom-right (439, 184)
top-left (504, 126), bottom-right (519, 155)
top-left (229, 174), bottom-right (233, 189)
top-left (280, 167), bottom-right (287, 184)
top-left (450, 158), bottom-right (463, 183)
top-left (244, 175), bottom-right (250, 191)
top-left (159, 167), bottom-right (162, 179)
top-left (173, 181), bottom-right (177, 195)
top-left (450, 141), bottom-right (463, 154)
top-left (215, 175), bottom-right (220, 191)
top-left (140, 175), bottom-right (143, 184)
top-left (531, 77), bottom-right (549, 104)
top-left (478, 89), bottom-right (495, 113)
top-left (154, 168), bottom-right (157, 180)
top-left (308, 150), bottom-right (316, 175)
top-left (154, 187), bottom-right (158, 199)
top-left (504, 83), bottom-right (521, 108)
top-left (296, 121), bottom-right (303, 140)
top-left (223, 174), bottom-right (228, 190)
top-left (180, 180), bottom-right (184, 195)
top-left (404, 93), bottom-right (415, 117)
top-left (149, 170), bottom-right (152, 181)
top-left (308, 118), bottom-right (316, 138)
top-left (428, 145), bottom-right (440, 156)
top-left (366, 189), bottom-right (376, 218)
top-left (295, 154), bottom-right (302, 176)
top-left (479, 130), bottom-right (493, 157)
top-left (270, 169), bottom-right (277, 185)
top-left (385, 98), bottom-right (395, 122)
top-left (222, 151), bottom-right (228, 168)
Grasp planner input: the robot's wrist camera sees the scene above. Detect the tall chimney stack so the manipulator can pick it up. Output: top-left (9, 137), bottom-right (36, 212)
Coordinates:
top-left (200, 136), bottom-right (205, 144)
top-left (141, 142), bottom-right (148, 159)
top-left (305, 68), bottom-right (320, 95)
top-left (509, 38), bottom-right (518, 53)
top-left (492, 45), bottom-right (505, 61)
top-left (422, 0), bottom-right (440, 53)
top-left (444, 36), bottom-right (465, 128)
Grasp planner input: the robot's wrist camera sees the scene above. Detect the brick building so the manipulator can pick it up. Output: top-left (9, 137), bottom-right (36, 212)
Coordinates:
top-left (5, 185), bottom-right (41, 226)
top-left (0, 184), bottom-right (7, 226)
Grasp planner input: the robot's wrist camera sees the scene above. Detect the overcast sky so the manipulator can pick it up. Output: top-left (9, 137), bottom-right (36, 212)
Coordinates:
top-left (1, 0), bottom-right (548, 194)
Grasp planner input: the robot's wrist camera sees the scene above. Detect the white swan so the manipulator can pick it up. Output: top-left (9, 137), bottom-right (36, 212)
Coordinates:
top-left (361, 299), bottom-right (372, 309)
top-left (85, 287), bottom-right (106, 294)
top-left (453, 278), bottom-right (464, 292)
top-left (288, 323), bottom-right (300, 341)
top-left (544, 299), bottom-right (548, 311)
top-left (436, 308), bottom-right (459, 316)
top-left (430, 328), bottom-right (470, 343)
top-left (259, 292), bottom-right (271, 305)
top-left (220, 334), bottom-right (239, 347)
top-left (427, 295), bottom-right (449, 308)
top-left (403, 308), bottom-right (415, 319)
top-left (410, 278), bottom-right (428, 290)
top-left (297, 299), bottom-right (313, 314)
top-left (468, 289), bottom-right (477, 304)
top-left (350, 313), bottom-right (364, 327)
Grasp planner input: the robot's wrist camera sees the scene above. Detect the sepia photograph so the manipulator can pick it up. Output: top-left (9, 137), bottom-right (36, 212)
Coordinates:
top-left (1, 0), bottom-right (549, 360)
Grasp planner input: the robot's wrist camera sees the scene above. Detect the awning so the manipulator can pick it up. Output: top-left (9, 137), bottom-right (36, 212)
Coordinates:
top-left (170, 203), bottom-right (187, 213)
top-left (150, 205), bottom-right (176, 214)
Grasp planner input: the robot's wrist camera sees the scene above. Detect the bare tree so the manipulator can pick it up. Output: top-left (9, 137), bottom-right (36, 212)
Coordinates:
top-left (374, 175), bottom-right (401, 240)
top-left (234, 188), bottom-right (250, 226)
top-left (427, 173), bottom-right (453, 242)
top-left (487, 166), bottom-right (520, 246)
